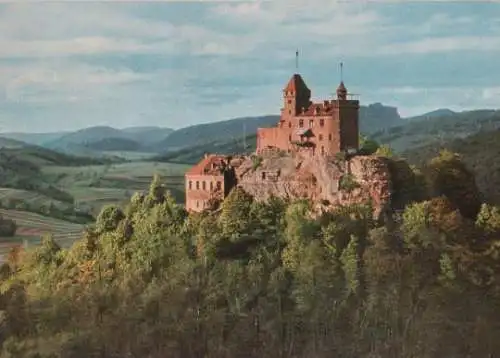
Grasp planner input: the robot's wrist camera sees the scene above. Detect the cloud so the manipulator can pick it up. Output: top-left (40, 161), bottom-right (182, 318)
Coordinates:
top-left (0, 2), bottom-right (498, 132)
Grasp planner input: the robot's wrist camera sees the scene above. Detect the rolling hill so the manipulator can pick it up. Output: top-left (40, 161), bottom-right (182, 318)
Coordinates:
top-left (1, 126), bottom-right (174, 155)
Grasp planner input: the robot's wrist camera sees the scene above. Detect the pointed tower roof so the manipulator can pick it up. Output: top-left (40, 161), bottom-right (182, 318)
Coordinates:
top-left (336, 81), bottom-right (347, 99)
top-left (284, 73), bottom-right (310, 93)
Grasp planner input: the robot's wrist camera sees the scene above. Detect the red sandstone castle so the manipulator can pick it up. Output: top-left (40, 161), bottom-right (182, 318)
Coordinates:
top-left (185, 72), bottom-right (360, 212)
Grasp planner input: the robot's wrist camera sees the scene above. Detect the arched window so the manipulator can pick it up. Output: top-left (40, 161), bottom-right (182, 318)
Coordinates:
top-left (309, 119), bottom-right (314, 128)
top-left (188, 181), bottom-right (192, 190)
top-left (216, 181), bottom-right (222, 190)
top-left (299, 119), bottom-right (304, 128)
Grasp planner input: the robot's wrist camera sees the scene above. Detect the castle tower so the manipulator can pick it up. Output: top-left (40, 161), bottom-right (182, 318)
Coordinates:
top-left (335, 80), bottom-right (359, 152)
top-left (282, 74), bottom-right (311, 117)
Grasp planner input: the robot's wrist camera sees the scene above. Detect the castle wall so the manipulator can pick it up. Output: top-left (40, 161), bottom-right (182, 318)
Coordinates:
top-left (185, 173), bottom-right (225, 212)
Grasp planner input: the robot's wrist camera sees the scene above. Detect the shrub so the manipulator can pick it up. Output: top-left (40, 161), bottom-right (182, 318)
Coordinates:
top-left (0, 216), bottom-right (17, 237)
top-left (339, 174), bottom-right (360, 193)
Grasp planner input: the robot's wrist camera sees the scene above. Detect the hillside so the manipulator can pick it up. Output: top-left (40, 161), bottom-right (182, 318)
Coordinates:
top-left (3, 126), bottom-right (174, 155)
top-left (403, 128), bottom-right (500, 204)
top-left (154, 134), bottom-right (257, 164)
top-left (83, 137), bottom-right (142, 152)
top-left (0, 145), bottom-right (120, 223)
top-left (0, 131), bottom-right (70, 145)
top-left (372, 109), bottom-right (500, 152)
top-left (0, 136), bottom-right (28, 149)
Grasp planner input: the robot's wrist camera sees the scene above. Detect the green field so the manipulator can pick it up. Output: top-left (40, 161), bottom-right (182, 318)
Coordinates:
top-left (42, 161), bottom-right (189, 215)
top-left (0, 208), bottom-right (84, 259)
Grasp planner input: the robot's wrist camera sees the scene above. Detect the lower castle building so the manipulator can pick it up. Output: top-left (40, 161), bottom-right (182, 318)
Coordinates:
top-left (185, 71), bottom-right (360, 212)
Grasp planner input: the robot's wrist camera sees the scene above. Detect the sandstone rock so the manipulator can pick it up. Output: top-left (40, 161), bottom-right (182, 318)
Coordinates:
top-left (236, 151), bottom-right (393, 220)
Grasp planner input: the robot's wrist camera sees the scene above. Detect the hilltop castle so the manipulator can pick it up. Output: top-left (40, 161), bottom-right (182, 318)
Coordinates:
top-left (185, 71), bottom-right (360, 212)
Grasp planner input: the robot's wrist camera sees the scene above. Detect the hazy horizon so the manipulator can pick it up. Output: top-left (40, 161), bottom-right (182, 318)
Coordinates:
top-left (1, 1), bottom-right (499, 132)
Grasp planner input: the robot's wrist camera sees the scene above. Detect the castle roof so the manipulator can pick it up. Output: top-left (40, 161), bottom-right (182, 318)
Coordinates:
top-left (186, 154), bottom-right (227, 176)
top-left (284, 73), bottom-right (310, 93)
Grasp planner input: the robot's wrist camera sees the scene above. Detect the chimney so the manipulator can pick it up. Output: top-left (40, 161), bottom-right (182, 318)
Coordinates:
top-left (204, 153), bottom-right (209, 159)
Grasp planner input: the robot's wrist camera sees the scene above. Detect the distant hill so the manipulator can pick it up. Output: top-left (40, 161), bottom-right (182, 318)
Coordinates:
top-left (405, 108), bottom-right (456, 121)
top-left (0, 131), bottom-right (70, 146)
top-left (1, 125), bottom-right (174, 155)
top-left (403, 128), bottom-right (500, 205)
top-left (83, 137), bottom-right (142, 152)
top-left (154, 134), bottom-right (257, 164)
top-left (150, 115), bottom-right (277, 153)
top-left (371, 109), bottom-right (500, 152)
top-left (0, 136), bottom-right (29, 149)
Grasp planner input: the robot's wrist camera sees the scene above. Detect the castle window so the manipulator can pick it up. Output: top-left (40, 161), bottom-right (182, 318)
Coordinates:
top-left (196, 181), bottom-right (199, 190)
top-left (309, 119), bottom-right (313, 128)
top-left (320, 119), bottom-right (325, 127)
top-left (299, 119), bottom-right (304, 128)
top-left (202, 181), bottom-right (206, 190)
top-left (189, 181), bottom-right (192, 190)
top-left (319, 134), bottom-right (323, 141)
top-left (328, 134), bottom-right (332, 141)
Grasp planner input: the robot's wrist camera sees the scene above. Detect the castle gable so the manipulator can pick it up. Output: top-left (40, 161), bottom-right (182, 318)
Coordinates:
top-left (186, 154), bottom-right (227, 176)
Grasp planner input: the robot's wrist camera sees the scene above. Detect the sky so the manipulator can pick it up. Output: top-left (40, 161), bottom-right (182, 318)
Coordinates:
top-left (0, 1), bottom-right (499, 133)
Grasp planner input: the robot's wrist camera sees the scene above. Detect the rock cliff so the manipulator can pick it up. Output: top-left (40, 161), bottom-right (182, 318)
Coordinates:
top-left (234, 150), bottom-right (393, 219)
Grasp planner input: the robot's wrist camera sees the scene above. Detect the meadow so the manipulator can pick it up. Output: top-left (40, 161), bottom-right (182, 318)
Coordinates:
top-left (0, 208), bottom-right (84, 260)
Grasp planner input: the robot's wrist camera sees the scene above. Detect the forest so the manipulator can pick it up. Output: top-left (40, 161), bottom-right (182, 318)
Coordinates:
top-left (1, 149), bottom-right (500, 358)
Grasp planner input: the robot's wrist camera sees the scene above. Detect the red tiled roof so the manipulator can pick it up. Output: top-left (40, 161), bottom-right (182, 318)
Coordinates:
top-left (284, 73), bottom-right (310, 93)
top-left (186, 154), bottom-right (227, 176)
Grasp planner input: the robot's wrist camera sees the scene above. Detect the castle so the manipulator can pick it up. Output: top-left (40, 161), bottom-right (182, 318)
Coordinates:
top-left (185, 71), bottom-right (360, 212)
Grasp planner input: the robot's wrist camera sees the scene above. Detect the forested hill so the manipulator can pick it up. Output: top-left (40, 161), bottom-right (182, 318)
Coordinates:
top-left (404, 129), bottom-right (500, 204)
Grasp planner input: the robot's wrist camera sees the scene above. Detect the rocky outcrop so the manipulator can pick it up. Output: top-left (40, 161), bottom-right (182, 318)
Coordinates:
top-left (236, 150), bottom-right (393, 219)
